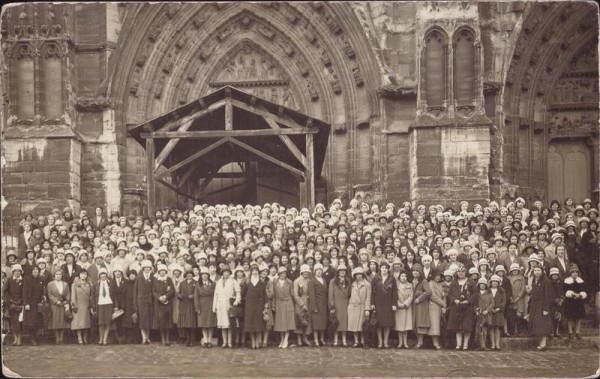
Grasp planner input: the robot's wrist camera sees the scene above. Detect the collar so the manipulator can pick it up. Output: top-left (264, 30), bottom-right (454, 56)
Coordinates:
top-left (564, 276), bottom-right (583, 284)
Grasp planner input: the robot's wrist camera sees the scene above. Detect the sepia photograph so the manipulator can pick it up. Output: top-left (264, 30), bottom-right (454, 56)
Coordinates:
top-left (0, 1), bottom-right (599, 378)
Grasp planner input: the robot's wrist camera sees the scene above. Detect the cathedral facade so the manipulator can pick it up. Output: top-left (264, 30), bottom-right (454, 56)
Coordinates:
top-left (1, 2), bottom-right (598, 219)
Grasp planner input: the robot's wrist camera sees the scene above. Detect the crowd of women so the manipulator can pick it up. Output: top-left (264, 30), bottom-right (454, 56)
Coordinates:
top-left (2, 196), bottom-right (598, 351)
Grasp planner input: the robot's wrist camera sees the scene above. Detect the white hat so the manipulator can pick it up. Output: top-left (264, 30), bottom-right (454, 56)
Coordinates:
top-left (509, 263), bottom-right (521, 272)
top-left (141, 260), bottom-right (153, 269)
top-left (421, 254), bottom-right (433, 263)
top-left (352, 267), bottom-right (365, 277)
top-left (36, 258), bottom-right (47, 265)
top-left (98, 267), bottom-right (108, 276)
top-left (157, 264), bottom-right (168, 274)
top-left (468, 267), bottom-right (479, 275)
top-left (169, 263), bottom-right (183, 273)
top-left (313, 263), bottom-right (324, 272)
top-left (494, 265), bottom-right (506, 273)
top-left (11, 264), bottom-right (23, 273)
top-left (300, 264), bottom-right (311, 275)
top-left (549, 267), bottom-right (560, 276)
top-left (477, 277), bottom-right (488, 286)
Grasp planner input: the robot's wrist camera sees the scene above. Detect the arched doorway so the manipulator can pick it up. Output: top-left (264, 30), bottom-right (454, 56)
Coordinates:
top-left (547, 140), bottom-right (591, 202)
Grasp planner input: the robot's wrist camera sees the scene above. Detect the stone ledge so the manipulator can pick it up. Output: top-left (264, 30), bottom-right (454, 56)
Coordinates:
top-left (3, 125), bottom-right (84, 141)
top-left (410, 113), bottom-right (493, 129)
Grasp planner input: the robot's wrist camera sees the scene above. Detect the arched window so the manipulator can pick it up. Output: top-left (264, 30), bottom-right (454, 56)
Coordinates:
top-left (425, 30), bottom-right (446, 107)
top-left (42, 43), bottom-right (63, 118)
top-left (454, 28), bottom-right (476, 105)
top-left (13, 44), bottom-right (35, 119)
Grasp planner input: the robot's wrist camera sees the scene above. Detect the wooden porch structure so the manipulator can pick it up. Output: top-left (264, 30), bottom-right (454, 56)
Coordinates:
top-left (128, 86), bottom-right (330, 214)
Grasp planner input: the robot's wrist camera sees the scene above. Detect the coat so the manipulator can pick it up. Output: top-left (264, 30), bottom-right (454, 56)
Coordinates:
top-left (70, 278), bottom-right (92, 330)
top-left (489, 287), bottom-right (506, 327)
top-left (4, 277), bottom-right (24, 330)
top-left (194, 280), bottom-right (217, 328)
top-left (177, 279), bottom-right (197, 328)
top-left (475, 290), bottom-right (494, 327)
top-left (371, 274), bottom-right (398, 327)
top-left (550, 257), bottom-right (570, 280)
top-left (348, 279), bottom-right (371, 332)
top-left (292, 276), bottom-right (311, 334)
top-left (47, 280), bottom-right (71, 330)
top-left (328, 278), bottom-right (350, 332)
top-left (509, 274), bottom-right (526, 314)
top-left (133, 272), bottom-right (154, 329)
top-left (394, 281), bottom-right (413, 332)
top-left (428, 280), bottom-right (446, 336)
top-left (121, 280), bottom-right (136, 328)
top-left (308, 277), bottom-right (329, 330)
top-left (272, 278), bottom-right (295, 332)
top-left (446, 278), bottom-right (477, 332)
top-left (528, 276), bottom-right (553, 336)
top-left (412, 278), bottom-right (432, 333)
top-left (171, 277), bottom-right (183, 325)
top-left (22, 275), bottom-right (45, 328)
top-left (243, 277), bottom-right (268, 333)
top-left (563, 276), bottom-right (587, 319)
top-left (213, 277), bottom-right (241, 328)
top-left (152, 277), bottom-right (174, 329)
top-left (60, 263), bottom-right (82, 287)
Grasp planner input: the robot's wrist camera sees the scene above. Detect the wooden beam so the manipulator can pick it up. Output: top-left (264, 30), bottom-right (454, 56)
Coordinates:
top-left (230, 98), bottom-right (306, 130)
top-left (202, 181), bottom-right (246, 198)
top-left (257, 182), bottom-right (299, 197)
top-left (155, 118), bottom-right (194, 168)
top-left (305, 133), bottom-right (315, 210)
top-left (196, 175), bottom-right (215, 198)
top-left (228, 137), bottom-right (305, 179)
top-left (155, 137), bottom-right (230, 179)
top-left (178, 164), bottom-right (200, 189)
top-left (141, 128), bottom-right (318, 139)
top-left (264, 118), bottom-right (308, 169)
top-left (146, 138), bottom-right (156, 215)
top-left (225, 97), bottom-right (233, 131)
top-left (156, 178), bottom-right (199, 202)
top-left (155, 99), bottom-right (226, 133)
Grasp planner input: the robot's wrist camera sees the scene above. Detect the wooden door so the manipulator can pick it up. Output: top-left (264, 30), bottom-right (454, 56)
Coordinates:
top-left (547, 141), bottom-right (591, 202)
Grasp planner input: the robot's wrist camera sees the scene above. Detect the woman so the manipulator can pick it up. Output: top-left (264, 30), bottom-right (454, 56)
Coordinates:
top-left (446, 265), bottom-right (476, 350)
top-left (133, 260), bottom-right (154, 344)
top-left (22, 265), bottom-right (45, 345)
top-left (213, 266), bottom-right (241, 348)
top-left (394, 270), bottom-right (413, 349)
top-left (71, 269), bottom-right (93, 344)
top-left (152, 264), bottom-right (175, 346)
top-left (121, 269), bottom-right (138, 344)
top-left (527, 265), bottom-right (553, 350)
top-left (4, 264), bottom-right (24, 345)
top-left (488, 275), bottom-right (506, 350)
top-left (328, 264), bottom-right (350, 347)
top-left (47, 269), bottom-right (71, 344)
top-left (563, 265), bottom-right (587, 339)
top-left (20, 249), bottom-right (38, 278)
top-left (308, 263), bottom-right (329, 347)
top-left (348, 267), bottom-right (371, 347)
top-left (508, 263), bottom-right (526, 335)
top-left (232, 265), bottom-right (247, 347)
top-left (170, 264), bottom-right (184, 344)
top-left (261, 263), bottom-right (274, 347)
top-left (292, 264), bottom-right (312, 346)
top-left (474, 277), bottom-right (493, 350)
top-left (194, 266), bottom-right (217, 347)
top-left (243, 263), bottom-right (269, 349)
top-left (428, 269), bottom-right (446, 350)
top-left (272, 267), bottom-right (295, 348)
top-left (177, 269), bottom-right (197, 347)
top-left (93, 268), bottom-right (117, 345)
top-left (411, 263), bottom-right (432, 349)
top-left (371, 261), bottom-right (398, 348)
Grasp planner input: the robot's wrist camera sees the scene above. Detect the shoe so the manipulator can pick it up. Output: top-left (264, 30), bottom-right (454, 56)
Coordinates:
top-left (353, 343), bottom-right (359, 348)
top-left (78, 341), bottom-right (83, 345)
top-left (165, 342), bottom-right (171, 346)
top-left (414, 344), bottom-right (422, 349)
top-left (568, 333), bottom-right (573, 339)
top-left (455, 346), bottom-right (461, 350)
top-left (495, 347), bottom-right (502, 351)
top-left (462, 346), bottom-right (469, 351)
top-left (536, 346), bottom-right (547, 351)
top-left (342, 343), bottom-right (348, 348)
top-left (576, 334), bottom-right (582, 340)
top-left (434, 345), bottom-right (441, 350)
top-left (396, 344), bottom-right (403, 349)
top-left (477, 347), bottom-right (486, 351)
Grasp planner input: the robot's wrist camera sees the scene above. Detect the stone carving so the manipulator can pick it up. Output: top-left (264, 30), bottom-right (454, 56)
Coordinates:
top-left (320, 49), bottom-right (332, 67)
top-left (303, 27), bottom-right (317, 44)
top-left (153, 73), bottom-right (167, 99)
top-left (213, 44), bottom-right (288, 84)
top-left (166, 3), bottom-right (181, 19)
top-left (193, 13), bottom-right (209, 29)
top-left (256, 24), bottom-right (275, 40)
top-left (13, 43), bottom-right (36, 59)
top-left (129, 66), bottom-right (142, 95)
top-left (15, 11), bottom-right (34, 39)
top-left (306, 79), bottom-right (319, 101)
top-left (569, 44), bottom-right (597, 72)
top-left (217, 25), bottom-right (236, 42)
top-left (42, 42), bottom-right (61, 58)
top-left (178, 80), bottom-right (192, 105)
top-left (198, 41), bottom-right (216, 61)
top-left (340, 35), bottom-right (356, 59)
top-left (162, 50), bottom-right (177, 74)
top-left (548, 111), bottom-right (598, 137)
top-left (175, 27), bottom-right (193, 49)
top-left (325, 67), bottom-right (341, 94)
top-left (241, 16), bottom-right (252, 28)
top-left (135, 40), bottom-right (153, 67)
top-left (324, 13), bottom-right (342, 35)
top-left (456, 104), bottom-right (476, 117)
top-left (280, 5), bottom-right (299, 24)
top-left (551, 77), bottom-right (598, 104)
top-left (296, 57), bottom-right (310, 77)
top-left (376, 84), bottom-right (417, 99)
top-left (148, 22), bottom-right (162, 42)
top-left (351, 64), bottom-right (364, 86)
top-left (278, 39), bottom-right (295, 57)
top-left (280, 87), bottom-right (296, 108)
top-left (483, 82), bottom-right (503, 96)
top-left (75, 96), bottom-right (113, 112)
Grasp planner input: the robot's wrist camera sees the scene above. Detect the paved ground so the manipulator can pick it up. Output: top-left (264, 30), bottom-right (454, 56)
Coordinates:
top-left (2, 342), bottom-right (599, 378)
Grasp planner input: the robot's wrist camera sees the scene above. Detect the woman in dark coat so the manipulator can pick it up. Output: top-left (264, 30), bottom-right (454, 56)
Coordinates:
top-left (563, 265), bottom-right (587, 339)
top-left (4, 265), bottom-right (25, 345)
top-left (328, 264), bottom-right (351, 347)
top-left (243, 264), bottom-right (269, 349)
top-left (411, 263), bottom-right (432, 349)
top-left (308, 263), bottom-right (329, 347)
top-left (527, 266), bottom-right (553, 350)
top-left (446, 265), bottom-right (477, 350)
top-left (488, 275), bottom-right (506, 350)
top-left (22, 265), bottom-right (46, 345)
top-left (371, 261), bottom-right (398, 349)
top-left (195, 266), bottom-right (217, 347)
top-left (121, 270), bottom-right (138, 343)
top-left (133, 260), bottom-right (154, 344)
top-left (177, 270), bottom-right (197, 346)
top-left (47, 269), bottom-right (71, 344)
top-left (110, 267), bottom-right (127, 344)
top-left (152, 264), bottom-right (175, 345)
top-left (548, 267), bottom-right (565, 338)
top-left (20, 250), bottom-right (38, 278)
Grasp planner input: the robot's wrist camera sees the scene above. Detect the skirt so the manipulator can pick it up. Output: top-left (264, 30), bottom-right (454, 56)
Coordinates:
top-left (153, 303), bottom-right (172, 330)
top-left (97, 304), bottom-right (114, 326)
top-left (394, 307), bottom-right (413, 332)
top-left (137, 304), bottom-right (153, 330)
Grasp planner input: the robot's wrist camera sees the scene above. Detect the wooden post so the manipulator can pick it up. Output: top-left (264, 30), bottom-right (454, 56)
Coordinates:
top-left (146, 138), bottom-right (156, 216)
top-left (305, 133), bottom-right (315, 210)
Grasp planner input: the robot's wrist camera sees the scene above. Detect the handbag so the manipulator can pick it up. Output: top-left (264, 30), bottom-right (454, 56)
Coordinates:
top-left (262, 309), bottom-right (270, 322)
top-left (112, 308), bottom-right (125, 320)
top-left (37, 302), bottom-right (45, 314)
top-left (64, 305), bottom-right (73, 321)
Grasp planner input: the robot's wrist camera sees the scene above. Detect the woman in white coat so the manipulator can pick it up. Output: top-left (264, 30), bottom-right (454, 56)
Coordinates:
top-left (347, 267), bottom-right (371, 347)
top-left (213, 267), bottom-right (241, 348)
